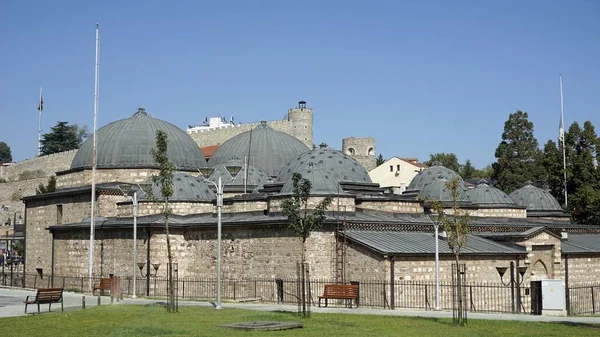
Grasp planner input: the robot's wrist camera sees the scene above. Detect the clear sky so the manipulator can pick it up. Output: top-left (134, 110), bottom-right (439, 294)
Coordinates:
top-left (1, 0), bottom-right (598, 168)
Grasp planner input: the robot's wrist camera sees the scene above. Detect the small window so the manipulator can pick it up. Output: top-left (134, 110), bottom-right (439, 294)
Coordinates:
top-left (348, 148), bottom-right (355, 155)
top-left (397, 165), bottom-right (400, 171)
top-left (390, 165), bottom-right (393, 172)
top-left (57, 205), bottom-right (63, 224)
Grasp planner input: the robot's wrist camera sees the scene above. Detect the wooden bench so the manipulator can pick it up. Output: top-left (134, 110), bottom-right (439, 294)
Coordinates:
top-left (318, 284), bottom-right (359, 308)
top-left (24, 288), bottom-right (64, 314)
top-left (93, 277), bottom-right (112, 295)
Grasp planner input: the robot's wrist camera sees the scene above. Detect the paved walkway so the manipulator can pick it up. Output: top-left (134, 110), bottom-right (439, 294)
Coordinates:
top-left (1, 287), bottom-right (599, 325)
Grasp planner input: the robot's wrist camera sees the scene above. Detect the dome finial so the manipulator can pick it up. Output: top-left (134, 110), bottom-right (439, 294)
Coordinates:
top-left (525, 180), bottom-right (533, 186)
top-left (134, 106), bottom-right (149, 117)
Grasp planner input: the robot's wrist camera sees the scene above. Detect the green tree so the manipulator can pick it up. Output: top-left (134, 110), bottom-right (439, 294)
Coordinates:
top-left (39, 122), bottom-right (87, 155)
top-left (542, 140), bottom-right (564, 205)
top-left (432, 177), bottom-right (470, 326)
top-left (376, 153), bottom-right (385, 166)
top-left (459, 159), bottom-right (475, 179)
top-left (150, 130), bottom-right (177, 312)
top-left (492, 111), bottom-right (545, 193)
top-left (0, 141), bottom-right (12, 163)
top-left (564, 121), bottom-right (600, 224)
top-left (36, 176), bottom-right (57, 194)
top-left (281, 172), bottom-right (332, 317)
top-left (472, 164), bottom-right (493, 180)
top-left (425, 153), bottom-right (460, 172)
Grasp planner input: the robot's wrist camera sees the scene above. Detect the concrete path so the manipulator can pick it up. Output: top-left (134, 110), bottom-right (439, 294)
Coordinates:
top-left (1, 287), bottom-right (599, 325)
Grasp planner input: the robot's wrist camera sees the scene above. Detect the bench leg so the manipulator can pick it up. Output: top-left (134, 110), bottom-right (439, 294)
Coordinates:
top-left (61, 300), bottom-right (64, 312)
top-left (49, 303), bottom-right (52, 312)
top-left (37, 303), bottom-right (40, 314)
top-left (24, 303), bottom-right (28, 314)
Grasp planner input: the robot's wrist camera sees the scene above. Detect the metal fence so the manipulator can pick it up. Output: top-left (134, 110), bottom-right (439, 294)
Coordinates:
top-left (568, 283), bottom-right (600, 315)
top-left (3, 270), bottom-right (598, 316)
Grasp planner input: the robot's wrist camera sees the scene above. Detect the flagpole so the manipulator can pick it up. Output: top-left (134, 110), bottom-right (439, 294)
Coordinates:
top-left (37, 87), bottom-right (43, 156)
top-left (88, 22), bottom-right (100, 291)
top-left (560, 74), bottom-right (567, 207)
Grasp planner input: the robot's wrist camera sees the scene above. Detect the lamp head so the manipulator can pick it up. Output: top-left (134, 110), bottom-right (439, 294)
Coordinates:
top-left (137, 262), bottom-right (145, 271)
top-left (198, 167), bottom-right (215, 177)
top-left (517, 266), bottom-right (528, 278)
top-left (118, 183), bottom-right (133, 196)
top-left (138, 183), bottom-right (154, 195)
top-left (152, 263), bottom-right (161, 271)
top-left (225, 165), bottom-right (243, 178)
top-left (496, 266), bottom-right (508, 278)
top-left (427, 213), bottom-right (440, 224)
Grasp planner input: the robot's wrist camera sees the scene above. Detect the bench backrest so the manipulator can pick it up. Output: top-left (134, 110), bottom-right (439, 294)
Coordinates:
top-left (323, 284), bottom-right (358, 297)
top-left (98, 278), bottom-right (112, 288)
top-left (35, 288), bottom-right (63, 303)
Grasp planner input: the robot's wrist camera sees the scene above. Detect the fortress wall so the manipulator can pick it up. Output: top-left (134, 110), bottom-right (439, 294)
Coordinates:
top-left (0, 150), bottom-right (77, 182)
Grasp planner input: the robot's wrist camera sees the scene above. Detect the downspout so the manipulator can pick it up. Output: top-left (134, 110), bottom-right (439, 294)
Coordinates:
top-left (51, 231), bottom-right (55, 288)
top-left (390, 255), bottom-right (395, 310)
top-left (565, 254), bottom-right (570, 315)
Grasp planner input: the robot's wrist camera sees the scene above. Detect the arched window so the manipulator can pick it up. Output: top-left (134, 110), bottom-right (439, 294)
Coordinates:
top-left (348, 148), bottom-right (355, 155)
top-left (367, 147), bottom-right (374, 155)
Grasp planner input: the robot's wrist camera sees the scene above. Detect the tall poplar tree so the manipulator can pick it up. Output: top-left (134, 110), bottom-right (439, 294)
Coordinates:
top-left (492, 111), bottom-right (545, 193)
top-left (150, 130), bottom-right (177, 312)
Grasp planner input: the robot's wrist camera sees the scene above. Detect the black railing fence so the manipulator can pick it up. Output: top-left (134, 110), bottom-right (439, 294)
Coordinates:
top-left (2, 270), bottom-right (598, 316)
top-left (568, 282), bottom-right (600, 315)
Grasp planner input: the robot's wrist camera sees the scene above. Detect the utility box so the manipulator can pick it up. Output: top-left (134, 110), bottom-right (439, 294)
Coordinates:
top-left (541, 279), bottom-right (567, 316)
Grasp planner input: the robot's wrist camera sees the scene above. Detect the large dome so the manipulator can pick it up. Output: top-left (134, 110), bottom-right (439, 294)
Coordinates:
top-left (208, 121), bottom-right (310, 177)
top-left (280, 165), bottom-right (342, 195)
top-left (407, 165), bottom-right (466, 192)
top-left (419, 177), bottom-right (471, 204)
top-left (467, 180), bottom-right (518, 207)
top-left (71, 108), bottom-right (207, 170)
top-left (508, 181), bottom-right (563, 212)
top-left (276, 144), bottom-right (372, 184)
top-left (207, 159), bottom-right (270, 188)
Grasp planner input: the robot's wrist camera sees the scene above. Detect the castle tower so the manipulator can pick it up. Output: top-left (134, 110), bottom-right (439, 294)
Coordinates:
top-left (287, 100), bottom-right (313, 149)
top-left (342, 137), bottom-right (376, 171)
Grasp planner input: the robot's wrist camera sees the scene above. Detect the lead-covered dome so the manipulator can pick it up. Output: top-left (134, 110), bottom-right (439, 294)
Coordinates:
top-left (207, 159), bottom-right (270, 188)
top-left (508, 181), bottom-right (563, 212)
top-left (467, 180), bottom-right (518, 207)
top-left (280, 165), bottom-right (342, 195)
top-left (208, 121), bottom-right (310, 177)
top-left (71, 108), bottom-right (207, 170)
top-left (419, 176), bottom-right (471, 204)
top-left (276, 144), bottom-right (372, 184)
top-left (142, 172), bottom-right (215, 201)
top-left (406, 165), bottom-right (466, 192)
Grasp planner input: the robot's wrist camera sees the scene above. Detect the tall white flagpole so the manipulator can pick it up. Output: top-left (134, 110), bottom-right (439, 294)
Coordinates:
top-left (88, 22), bottom-right (100, 291)
top-left (37, 87), bottom-right (43, 156)
top-left (559, 74), bottom-right (567, 207)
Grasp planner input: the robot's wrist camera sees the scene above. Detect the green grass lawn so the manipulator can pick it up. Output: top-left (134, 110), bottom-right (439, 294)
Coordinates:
top-left (1, 304), bottom-right (598, 337)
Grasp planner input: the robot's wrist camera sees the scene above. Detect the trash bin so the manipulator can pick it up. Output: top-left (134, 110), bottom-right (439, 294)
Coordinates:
top-left (350, 280), bottom-right (360, 307)
top-left (275, 278), bottom-right (284, 304)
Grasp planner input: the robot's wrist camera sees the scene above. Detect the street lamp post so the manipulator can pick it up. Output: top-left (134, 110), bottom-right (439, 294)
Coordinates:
top-left (118, 183), bottom-right (151, 299)
top-left (496, 261), bottom-right (527, 313)
top-left (199, 165), bottom-right (242, 310)
top-left (427, 213), bottom-right (441, 311)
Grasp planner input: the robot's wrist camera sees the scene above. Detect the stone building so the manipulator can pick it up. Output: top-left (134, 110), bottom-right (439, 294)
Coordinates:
top-left (17, 107), bottom-right (600, 297)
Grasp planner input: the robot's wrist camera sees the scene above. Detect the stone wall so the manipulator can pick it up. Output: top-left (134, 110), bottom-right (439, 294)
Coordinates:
top-left (564, 255), bottom-right (600, 284)
top-left (0, 150), bottom-right (76, 182)
top-left (188, 106), bottom-right (313, 150)
top-left (51, 223), bottom-right (336, 280)
top-left (469, 208), bottom-right (527, 218)
top-left (357, 200), bottom-right (422, 214)
top-left (56, 168), bottom-right (163, 188)
top-left (269, 196), bottom-right (356, 213)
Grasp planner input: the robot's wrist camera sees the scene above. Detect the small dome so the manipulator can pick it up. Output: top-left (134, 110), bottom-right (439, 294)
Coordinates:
top-left (277, 144), bottom-right (372, 184)
top-left (407, 165), bottom-right (466, 192)
top-left (280, 166), bottom-right (341, 195)
top-left (467, 180), bottom-right (517, 207)
top-left (207, 159), bottom-right (270, 188)
top-left (508, 181), bottom-right (563, 211)
top-left (71, 108), bottom-right (207, 170)
top-left (142, 172), bottom-right (215, 201)
top-left (208, 121), bottom-right (310, 177)
top-left (419, 177), bottom-right (471, 204)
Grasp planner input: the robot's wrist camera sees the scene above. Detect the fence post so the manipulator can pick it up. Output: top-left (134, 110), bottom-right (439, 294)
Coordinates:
top-left (275, 278), bottom-right (284, 303)
top-left (592, 286), bottom-right (596, 315)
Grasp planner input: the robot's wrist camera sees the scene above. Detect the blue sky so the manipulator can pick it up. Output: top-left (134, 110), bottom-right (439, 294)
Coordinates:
top-left (1, 0), bottom-right (598, 168)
